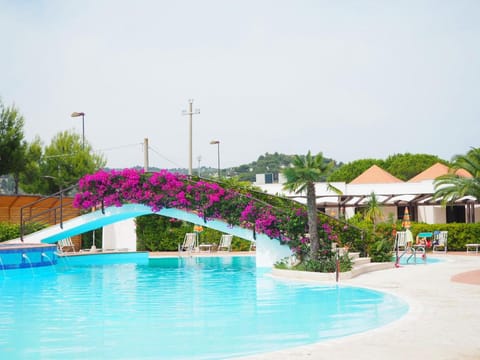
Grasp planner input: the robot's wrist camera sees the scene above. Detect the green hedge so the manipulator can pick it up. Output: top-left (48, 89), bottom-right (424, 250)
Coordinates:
top-left (342, 220), bottom-right (480, 262)
top-left (374, 222), bottom-right (480, 251)
top-left (81, 228), bottom-right (103, 249)
top-left (0, 222), bottom-right (20, 242)
top-left (0, 221), bottom-right (46, 242)
top-left (135, 214), bottom-right (251, 252)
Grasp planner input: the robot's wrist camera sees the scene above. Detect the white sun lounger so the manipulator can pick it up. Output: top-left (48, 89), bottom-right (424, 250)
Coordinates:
top-left (57, 237), bottom-right (76, 253)
top-left (432, 231), bottom-right (448, 253)
top-left (178, 233), bottom-right (197, 254)
top-left (217, 234), bottom-right (233, 252)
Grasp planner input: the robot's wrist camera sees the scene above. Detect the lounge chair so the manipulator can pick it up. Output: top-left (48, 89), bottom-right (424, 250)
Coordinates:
top-left (394, 231), bottom-right (408, 252)
top-left (179, 233), bottom-right (197, 253)
top-left (217, 234), bottom-right (233, 252)
top-left (395, 230), bottom-right (414, 251)
top-left (57, 237), bottom-right (76, 253)
top-left (432, 231), bottom-right (448, 253)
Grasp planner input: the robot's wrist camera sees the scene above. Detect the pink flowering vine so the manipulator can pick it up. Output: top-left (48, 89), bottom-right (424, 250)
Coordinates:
top-left (73, 168), bottom-right (351, 253)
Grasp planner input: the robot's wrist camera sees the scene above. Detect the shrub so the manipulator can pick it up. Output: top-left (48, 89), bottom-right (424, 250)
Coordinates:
top-left (375, 222), bottom-right (480, 252)
top-left (275, 253), bottom-right (352, 273)
top-left (369, 236), bottom-right (393, 262)
top-left (274, 257), bottom-right (291, 269)
top-left (0, 221), bottom-right (45, 242)
top-left (0, 222), bottom-right (19, 242)
top-left (81, 228), bottom-right (103, 249)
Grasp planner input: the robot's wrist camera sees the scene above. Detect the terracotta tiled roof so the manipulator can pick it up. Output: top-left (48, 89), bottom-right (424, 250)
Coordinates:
top-left (350, 165), bottom-right (403, 184)
top-left (408, 162), bottom-right (473, 182)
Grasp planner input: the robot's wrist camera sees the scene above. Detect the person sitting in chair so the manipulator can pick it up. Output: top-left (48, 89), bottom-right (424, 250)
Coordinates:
top-left (415, 235), bottom-right (425, 246)
top-left (416, 234), bottom-right (432, 248)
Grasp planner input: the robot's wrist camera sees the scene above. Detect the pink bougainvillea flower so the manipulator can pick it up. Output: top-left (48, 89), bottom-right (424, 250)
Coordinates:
top-left (73, 168), bottom-right (351, 253)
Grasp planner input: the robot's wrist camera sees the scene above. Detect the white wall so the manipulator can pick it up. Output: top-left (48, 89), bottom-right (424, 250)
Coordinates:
top-left (102, 218), bottom-right (137, 251)
top-left (253, 233), bottom-right (293, 268)
top-left (418, 206), bottom-right (435, 223)
top-left (433, 206), bottom-right (447, 224)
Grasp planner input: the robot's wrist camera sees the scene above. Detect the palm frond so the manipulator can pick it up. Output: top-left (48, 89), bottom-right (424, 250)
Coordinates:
top-left (326, 183), bottom-right (343, 195)
top-left (453, 148), bottom-right (480, 177)
top-left (434, 174), bottom-right (480, 204)
top-left (433, 147), bottom-right (480, 204)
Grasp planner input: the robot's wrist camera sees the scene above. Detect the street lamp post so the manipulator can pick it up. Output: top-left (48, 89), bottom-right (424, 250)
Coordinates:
top-left (210, 140), bottom-right (220, 178)
top-left (71, 112), bottom-right (85, 149)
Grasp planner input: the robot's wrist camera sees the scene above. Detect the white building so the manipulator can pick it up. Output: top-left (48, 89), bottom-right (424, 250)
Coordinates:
top-left (255, 163), bottom-right (479, 224)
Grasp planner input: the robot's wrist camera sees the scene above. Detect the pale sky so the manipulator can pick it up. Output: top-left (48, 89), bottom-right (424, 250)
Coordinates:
top-left (1, 0), bottom-right (479, 170)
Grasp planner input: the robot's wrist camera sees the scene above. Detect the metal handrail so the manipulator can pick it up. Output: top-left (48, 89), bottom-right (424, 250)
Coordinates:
top-left (20, 184), bottom-right (78, 241)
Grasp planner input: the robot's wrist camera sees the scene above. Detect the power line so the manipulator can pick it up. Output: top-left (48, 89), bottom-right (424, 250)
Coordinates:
top-left (54, 141), bottom-right (181, 169)
top-left (95, 143), bottom-right (143, 153)
top-left (44, 153), bottom-right (77, 159)
top-left (148, 145), bottom-right (182, 168)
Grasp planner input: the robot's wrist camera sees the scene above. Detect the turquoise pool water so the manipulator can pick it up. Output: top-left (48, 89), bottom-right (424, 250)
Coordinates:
top-left (0, 256), bottom-right (408, 359)
top-left (393, 254), bottom-right (444, 265)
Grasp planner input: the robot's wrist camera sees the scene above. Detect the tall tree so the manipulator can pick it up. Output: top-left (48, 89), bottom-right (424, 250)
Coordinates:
top-left (282, 151), bottom-right (333, 260)
top-left (328, 154), bottom-right (448, 183)
top-left (433, 147), bottom-right (480, 203)
top-left (0, 100), bottom-right (27, 193)
top-left (18, 136), bottom-right (44, 194)
top-left (232, 152), bottom-right (338, 182)
top-left (20, 130), bottom-right (107, 194)
top-left (383, 153), bottom-right (448, 181)
top-left (328, 159), bottom-right (382, 182)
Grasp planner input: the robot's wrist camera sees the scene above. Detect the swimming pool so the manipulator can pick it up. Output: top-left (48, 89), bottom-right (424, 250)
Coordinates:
top-left (393, 254), bottom-right (445, 265)
top-left (0, 256), bottom-right (408, 359)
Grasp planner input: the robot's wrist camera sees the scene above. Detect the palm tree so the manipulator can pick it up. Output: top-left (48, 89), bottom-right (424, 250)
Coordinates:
top-left (282, 151), bottom-right (333, 260)
top-left (364, 191), bottom-right (383, 233)
top-left (433, 147), bottom-right (480, 203)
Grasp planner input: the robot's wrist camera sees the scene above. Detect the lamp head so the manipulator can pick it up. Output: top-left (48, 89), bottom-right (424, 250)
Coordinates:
top-left (71, 112), bottom-right (85, 117)
top-left (210, 140), bottom-right (220, 145)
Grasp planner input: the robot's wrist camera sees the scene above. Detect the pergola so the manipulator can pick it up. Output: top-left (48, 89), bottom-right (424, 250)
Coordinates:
top-left (258, 182), bottom-right (478, 223)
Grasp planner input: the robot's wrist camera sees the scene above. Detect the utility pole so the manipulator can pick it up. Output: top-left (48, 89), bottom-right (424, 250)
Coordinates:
top-left (144, 138), bottom-right (149, 172)
top-left (182, 99), bottom-right (200, 175)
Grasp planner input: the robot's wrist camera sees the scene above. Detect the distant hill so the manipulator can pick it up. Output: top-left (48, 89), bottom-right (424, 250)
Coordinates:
top-left (229, 152), bottom-right (339, 182)
top-left (1, 152), bottom-right (448, 195)
top-left (112, 152), bottom-right (340, 182)
top-left (105, 152), bottom-right (448, 184)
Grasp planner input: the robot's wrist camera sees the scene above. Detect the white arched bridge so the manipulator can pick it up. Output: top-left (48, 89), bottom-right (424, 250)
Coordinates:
top-left (14, 169), bottom-right (358, 268)
top-left (18, 203), bottom-right (293, 267)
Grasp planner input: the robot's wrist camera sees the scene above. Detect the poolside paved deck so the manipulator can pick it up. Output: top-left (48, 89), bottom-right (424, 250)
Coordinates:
top-left (237, 252), bottom-right (480, 360)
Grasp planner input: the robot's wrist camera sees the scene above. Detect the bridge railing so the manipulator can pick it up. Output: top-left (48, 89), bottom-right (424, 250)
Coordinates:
top-left (20, 184), bottom-right (80, 241)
